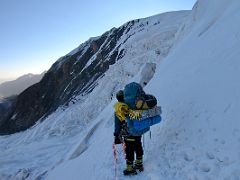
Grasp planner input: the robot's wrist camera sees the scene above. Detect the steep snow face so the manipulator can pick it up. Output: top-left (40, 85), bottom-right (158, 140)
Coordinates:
top-left (147, 0), bottom-right (240, 179)
top-left (0, 11), bottom-right (189, 179)
top-left (47, 0), bottom-right (240, 180)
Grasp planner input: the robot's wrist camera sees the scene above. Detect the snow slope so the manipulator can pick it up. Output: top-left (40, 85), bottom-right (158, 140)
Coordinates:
top-left (47, 0), bottom-right (240, 179)
top-left (1, 0), bottom-right (240, 179)
top-left (0, 11), bottom-right (188, 179)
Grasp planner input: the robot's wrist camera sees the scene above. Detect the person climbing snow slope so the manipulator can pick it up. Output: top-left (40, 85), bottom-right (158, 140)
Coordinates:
top-left (113, 82), bottom-right (160, 176)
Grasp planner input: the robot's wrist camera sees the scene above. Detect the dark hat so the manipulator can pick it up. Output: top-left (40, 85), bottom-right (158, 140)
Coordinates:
top-left (116, 90), bottom-right (124, 102)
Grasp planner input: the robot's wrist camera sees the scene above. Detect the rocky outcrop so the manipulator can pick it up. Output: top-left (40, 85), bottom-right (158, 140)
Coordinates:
top-left (0, 26), bottom-right (127, 134)
top-left (0, 96), bottom-right (17, 127)
top-left (0, 11), bottom-right (189, 135)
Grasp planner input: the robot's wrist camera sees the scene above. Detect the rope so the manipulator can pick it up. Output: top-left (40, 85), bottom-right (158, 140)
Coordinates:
top-left (143, 134), bottom-right (145, 148)
top-left (122, 142), bottom-right (126, 160)
top-left (112, 144), bottom-right (119, 180)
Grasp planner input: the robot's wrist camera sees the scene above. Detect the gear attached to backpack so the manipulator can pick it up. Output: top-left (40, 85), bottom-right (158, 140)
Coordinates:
top-left (114, 102), bottom-right (129, 122)
top-left (123, 82), bottom-right (161, 136)
top-left (124, 82), bottom-right (157, 110)
top-left (128, 110), bottom-right (143, 120)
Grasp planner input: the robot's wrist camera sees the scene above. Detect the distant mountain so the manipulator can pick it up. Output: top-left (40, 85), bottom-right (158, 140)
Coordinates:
top-left (0, 72), bottom-right (45, 98)
top-left (0, 11), bottom-right (188, 135)
top-left (2, 0), bottom-right (240, 179)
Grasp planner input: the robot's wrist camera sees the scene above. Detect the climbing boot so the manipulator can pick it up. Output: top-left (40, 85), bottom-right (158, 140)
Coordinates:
top-left (123, 162), bottom-right (137, 176)
top-left (134, 157), bottom-right (144, 172)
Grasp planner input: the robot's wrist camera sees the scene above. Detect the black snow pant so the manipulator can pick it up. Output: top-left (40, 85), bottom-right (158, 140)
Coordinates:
top-left (124, 136), bottom-right (143, 164)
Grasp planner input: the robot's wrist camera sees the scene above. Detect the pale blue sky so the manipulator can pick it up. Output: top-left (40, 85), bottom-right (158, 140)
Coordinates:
top-left (0, 0), bottom-right (196, 82)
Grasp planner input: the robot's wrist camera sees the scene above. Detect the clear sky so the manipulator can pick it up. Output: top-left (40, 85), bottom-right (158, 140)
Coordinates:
top-left (0, 0), bottom-right (196, 83)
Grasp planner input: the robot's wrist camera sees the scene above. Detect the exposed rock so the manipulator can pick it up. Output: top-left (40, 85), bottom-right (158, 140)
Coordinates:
top-left (0, 25), bottom-right (126, 135)
top-left (0, 11), bottom-right (189, 135)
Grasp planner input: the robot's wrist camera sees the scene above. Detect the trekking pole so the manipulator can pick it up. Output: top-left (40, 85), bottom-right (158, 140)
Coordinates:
top-left (143, 134), bottom-right (145, 149)
top-left (112, 143), bottom-right (119, 180)
top-left (122, 142), bottom-right (126, 159)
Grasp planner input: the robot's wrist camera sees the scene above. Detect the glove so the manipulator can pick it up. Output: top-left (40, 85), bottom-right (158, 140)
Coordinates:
top-left (129, 110), bottom-right (142, 120)
top-left (114, 136), bottom-right (122, 144)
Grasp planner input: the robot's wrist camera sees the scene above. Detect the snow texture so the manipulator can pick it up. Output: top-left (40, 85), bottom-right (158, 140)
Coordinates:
top-left (1, 0), bottom-right (240, 179)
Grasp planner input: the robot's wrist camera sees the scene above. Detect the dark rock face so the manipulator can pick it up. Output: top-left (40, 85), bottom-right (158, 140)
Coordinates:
top-left (0, 96), bottom-right (17, 126)
top-left (0, 26), bottom-right (127, 135)
top-left (0, 10), bottom-right (188, 135)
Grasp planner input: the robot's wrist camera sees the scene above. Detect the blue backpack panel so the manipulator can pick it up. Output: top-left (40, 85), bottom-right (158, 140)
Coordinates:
top-left (126, 106), bottom-right (162, 136)
top-left (126, 118), bottom-right (150, 136)
top-left (133, 115), bottom-right (161, 130)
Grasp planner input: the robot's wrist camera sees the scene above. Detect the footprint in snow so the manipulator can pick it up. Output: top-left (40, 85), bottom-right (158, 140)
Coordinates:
top-left (183, 153), bottom-right (193, 162)
top-left (206, 152), bottom-right (215, 160)
top-left (216, 156), bottom-right (233, 166)
top-left (220, 140), bottom-right (226, 145)
top-left (200, 163), bottom-right (211, 173)
top-left (214, 138), bottom-right (226, 145)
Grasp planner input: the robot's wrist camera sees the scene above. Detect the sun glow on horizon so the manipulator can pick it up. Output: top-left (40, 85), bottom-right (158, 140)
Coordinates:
top-left (0, 0), bottom-right (196, 82)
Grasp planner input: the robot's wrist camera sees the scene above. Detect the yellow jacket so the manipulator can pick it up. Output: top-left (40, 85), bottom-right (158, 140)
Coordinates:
top-left (114, 102), bottom-right (129, 122)
top-left (114, 102), bottom-right (144, 121)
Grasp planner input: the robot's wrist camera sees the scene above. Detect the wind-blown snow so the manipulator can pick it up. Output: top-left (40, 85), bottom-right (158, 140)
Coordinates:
top-left (1, 0), bottom-right (240, 179)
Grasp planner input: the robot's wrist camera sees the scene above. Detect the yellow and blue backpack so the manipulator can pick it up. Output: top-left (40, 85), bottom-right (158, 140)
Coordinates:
top-left (123, 82), bottom-right (161, 136)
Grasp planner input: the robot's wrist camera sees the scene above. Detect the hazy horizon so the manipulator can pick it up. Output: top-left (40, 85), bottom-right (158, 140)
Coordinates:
top-left (0, 72), bottom-right (44, 84)
top-left (0, 0), bottom-right (196, 82)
